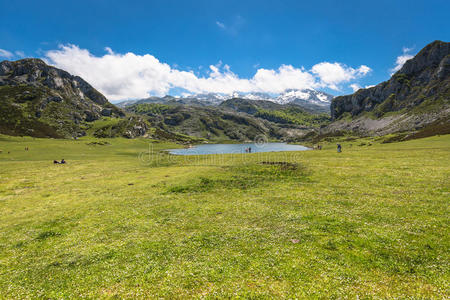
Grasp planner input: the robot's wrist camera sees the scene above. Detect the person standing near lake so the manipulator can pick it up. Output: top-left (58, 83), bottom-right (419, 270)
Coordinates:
top-left (337, 144), bottom-right (342, 153)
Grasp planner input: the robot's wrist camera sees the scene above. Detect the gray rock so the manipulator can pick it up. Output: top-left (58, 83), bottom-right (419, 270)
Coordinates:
top-left (330, 40), bottom-right (450, 135)
top-left (101, 108), bottom-right (113, 116)
top-left (47, 96), bottom-right (63, 103)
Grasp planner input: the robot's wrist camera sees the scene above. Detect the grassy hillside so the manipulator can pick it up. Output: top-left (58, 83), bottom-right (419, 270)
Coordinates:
top-left (127, 103), bottom-right (280, 141)
top-left (220, 98), bottom-right (331, 127)
top-left (254, 106), bottom-right (330, 127)
top-left (0, 134), bottom-right (449, 298)
top-left (127, 101), bottom-right (330, 142)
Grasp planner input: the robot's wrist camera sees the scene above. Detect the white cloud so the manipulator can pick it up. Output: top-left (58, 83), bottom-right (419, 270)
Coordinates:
top-left (216, 15), bottom-right (245, 36)
top-left (15, 51), bottom-right (25, 58)
top-left (390, 47), bottom-right (414, 74)
top-left (350, 83), bottom-right (361, 92)
top-left (216, 21), bottom-right (226, 29)
top-left (45, 44), bottom-right (372, 101)
top-left (357, 65), bottom-right (371, 76)
top-left (365, 84), bottom-right (375, 89)
top-left (311, 62), bottom-right (372, 90)
top-left (104, 47), bottom-right (114, 55)
top-left (402, 47), bottom-right (413, 53)
top-left (0, 49), bottom-right (14, 59)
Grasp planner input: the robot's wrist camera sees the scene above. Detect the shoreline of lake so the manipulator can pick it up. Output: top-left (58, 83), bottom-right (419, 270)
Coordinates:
top-left (168, 142), bottom-right (311, 155)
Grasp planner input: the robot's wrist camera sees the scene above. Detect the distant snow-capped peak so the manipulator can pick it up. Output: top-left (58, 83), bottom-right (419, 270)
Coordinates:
top-left (186, 93), bottom-right (229, 104)
top-left (274, 89), bottom-right (333, 106)
top-left (234, 92), bottom-right (273, 101)
top-left (186, 89), bottom-right (333, 106)
top-left (117, 89), bottom-right (334, 107)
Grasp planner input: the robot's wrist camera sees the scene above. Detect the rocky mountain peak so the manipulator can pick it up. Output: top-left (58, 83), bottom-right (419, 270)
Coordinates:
top-left (329, 40), bottom-right (449, 135)
top-left (0, 58), bottom-right (124, 138)
top-left (398, 40), bottom-right (450, 77)
top-left (0, 58), bottom-right (108, 105)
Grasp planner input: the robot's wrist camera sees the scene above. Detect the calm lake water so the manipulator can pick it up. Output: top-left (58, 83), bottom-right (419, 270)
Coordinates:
top-left (169, 143), bottom-right (310, 155)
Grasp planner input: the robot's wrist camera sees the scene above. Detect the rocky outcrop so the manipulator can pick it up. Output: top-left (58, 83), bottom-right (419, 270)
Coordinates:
top-left (0, 59), bottom-right (109, 105)
top-left (122, 117), bottom-right (149, 139)
top-left (328, 41), bottom-right (450, 136)
top-left (331, 41), bottom-right (450, 121)
top-left (0, 58), bottom-right (125, 137)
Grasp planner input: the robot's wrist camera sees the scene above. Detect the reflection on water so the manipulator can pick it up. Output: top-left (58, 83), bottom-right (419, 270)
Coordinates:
top-left (168, 143), bottom-right (310, 155)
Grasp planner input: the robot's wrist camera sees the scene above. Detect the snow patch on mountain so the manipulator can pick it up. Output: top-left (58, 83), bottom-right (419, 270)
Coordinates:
top-left (188, 89), bottom-right (333, 106)
top-left (116, 88), bottom-right (334, 108)
top-left (273, 89), bottom-right (333, 106)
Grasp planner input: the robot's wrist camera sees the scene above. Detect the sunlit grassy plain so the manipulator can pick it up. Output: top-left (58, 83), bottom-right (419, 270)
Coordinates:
top-left (0, 134), bottom-right (449, 298)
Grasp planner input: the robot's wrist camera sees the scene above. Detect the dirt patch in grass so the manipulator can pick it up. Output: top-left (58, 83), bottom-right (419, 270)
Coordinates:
top-left (260, 161), bottom-right (299, 170)
top-left (86, 141), bottom-right (111, 146)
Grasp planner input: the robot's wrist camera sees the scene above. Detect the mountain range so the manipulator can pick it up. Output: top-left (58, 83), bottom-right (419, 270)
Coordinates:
top-left (0, 40), bottom-right (448, 142)
top-left (116, 89), bottom-right (333, 113)
top-left (125, 98), bottom-right (330, 141)
top-left (0, 58), bottom-right (330, 141)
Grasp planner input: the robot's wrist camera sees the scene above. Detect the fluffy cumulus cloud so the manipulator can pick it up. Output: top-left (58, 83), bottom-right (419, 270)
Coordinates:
top-left (390, 47), bottom-right (414, 74)
top-left (349, 83), bottom-right (361, 92)
top-left (0, 49), bottom-right (14, 59)
top-left (311, 62), bottom-right (371, 90)
top-left (45, 44), bottom-right (372, 101)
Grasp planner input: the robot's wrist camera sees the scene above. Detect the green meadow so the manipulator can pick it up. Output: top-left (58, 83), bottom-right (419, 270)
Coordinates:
top-left (0, 134), bottom-right (449, 298)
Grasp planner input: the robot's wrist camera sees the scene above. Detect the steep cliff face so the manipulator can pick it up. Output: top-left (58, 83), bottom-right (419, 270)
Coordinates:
top-left (331, 41), bottom-right (450, 122)
top-left (0, 58), bottom-right (124, 137)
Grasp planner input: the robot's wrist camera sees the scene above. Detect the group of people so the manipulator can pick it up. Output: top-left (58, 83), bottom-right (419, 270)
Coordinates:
top-left (313, 144), bottom-right (342, 152)
top-left (245, 147), bottom-right (252, 153)
top-left (0, 147), bottom-right (70, 162)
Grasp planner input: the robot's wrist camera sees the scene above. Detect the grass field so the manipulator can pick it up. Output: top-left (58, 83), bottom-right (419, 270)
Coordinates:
top-left (0, 134), bottom-right (449, 298)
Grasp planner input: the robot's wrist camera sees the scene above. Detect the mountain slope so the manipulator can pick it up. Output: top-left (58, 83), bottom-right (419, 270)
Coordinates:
top-left (126, 99), bottom-right (328, 141)
top-left (329, 40), bottom-right (450, 135)
top-left (0, 58), bottom-right (124, 138)
top-left (220, 98), bottom-right (330, 127)
top-left (127, 102), bottom-right (281, 141)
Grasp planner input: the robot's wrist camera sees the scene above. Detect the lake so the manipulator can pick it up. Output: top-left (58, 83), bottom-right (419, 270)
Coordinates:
top-left (168, 142), bottom-right (310, 155)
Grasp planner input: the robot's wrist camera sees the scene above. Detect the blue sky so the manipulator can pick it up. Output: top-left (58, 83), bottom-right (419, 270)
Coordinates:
top-left (1, 0), bottom-right (449, 101)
